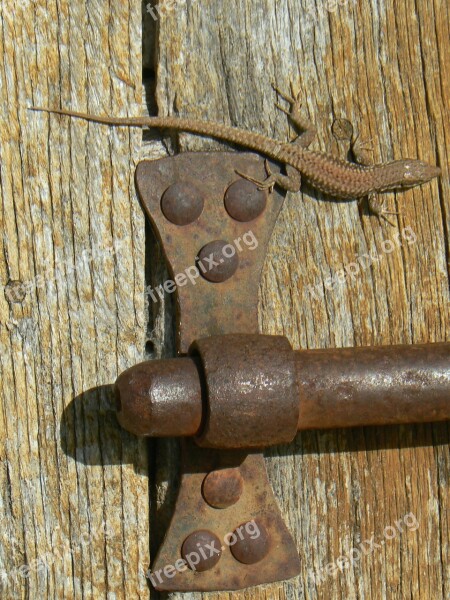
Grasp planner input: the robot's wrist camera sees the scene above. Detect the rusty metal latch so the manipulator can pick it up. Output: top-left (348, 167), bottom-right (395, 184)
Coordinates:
top-left (114, 152), bottom-right (450, 592)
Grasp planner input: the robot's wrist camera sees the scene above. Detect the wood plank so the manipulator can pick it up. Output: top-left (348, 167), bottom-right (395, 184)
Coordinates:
top-left (1, 0), bottom-right (448, 598)
top-left (0, 1), bottom-right (150, 598)
top-left (151, 1), bottom-right (449, 599)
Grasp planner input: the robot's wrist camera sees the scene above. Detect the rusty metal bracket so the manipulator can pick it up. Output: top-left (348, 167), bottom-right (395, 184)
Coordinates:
top-left (113, 151), bottom-right (450, 593)
top-left (147, 442), bottom-right (300, 592)
top-left (135, 152), bottom-right (285, 354)
top-left (133, 151), bottom-right (301, 591)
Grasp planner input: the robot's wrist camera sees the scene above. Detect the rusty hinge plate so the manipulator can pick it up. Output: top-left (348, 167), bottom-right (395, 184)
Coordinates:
top-left (149, 442), bottom-right (300, 592)
top-left (135, 152), bottom-right (285, 353)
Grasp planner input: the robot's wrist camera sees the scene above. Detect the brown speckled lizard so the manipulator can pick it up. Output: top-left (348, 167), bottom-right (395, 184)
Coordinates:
top-left (30, 84), bottom-right (441, 226)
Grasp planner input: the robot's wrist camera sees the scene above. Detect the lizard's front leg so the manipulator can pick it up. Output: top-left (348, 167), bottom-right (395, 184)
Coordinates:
top-left (365, 194), bottom-right (399, 227)
top-left (332, 118), bottom-right (398, 226)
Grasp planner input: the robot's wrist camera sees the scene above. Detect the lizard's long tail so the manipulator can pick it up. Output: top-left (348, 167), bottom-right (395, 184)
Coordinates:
top-left (29, 107), bottom-right (286, 162)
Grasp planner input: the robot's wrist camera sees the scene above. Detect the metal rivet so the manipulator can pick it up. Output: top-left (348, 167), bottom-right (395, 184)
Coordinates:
top-left (197, 240), bottom-right (239, 283)
top-left (181, 530), bottom-right (222, 572)
top-left (224, 179), bottom-right (266, 222)
top-left (202, 468), bottom-right (244, 509)
top-left (4, 280), bottom-right (26, 304)
top-left (230, 520), bottom-right (270, 564)
top-left (161, 182), bottom-right (204, 225)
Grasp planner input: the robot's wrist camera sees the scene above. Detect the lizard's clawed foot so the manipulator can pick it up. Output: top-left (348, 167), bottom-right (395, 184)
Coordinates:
top-left (366, 194), bottom-right (399, 227)
top-left (352, 133), bottom-right (374, 154)
top-left (236, 160), bottom-right (302, 194)
top-left (274, 103), bottom-right (292, 117)
top-left (235, 161), bottom-right (276, 193)
top-left (272, 82), bottom-right (302, 112)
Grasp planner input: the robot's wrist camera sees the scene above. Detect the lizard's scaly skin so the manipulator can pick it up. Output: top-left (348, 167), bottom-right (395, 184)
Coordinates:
top-left (30, 108), bottom-right (441, 199)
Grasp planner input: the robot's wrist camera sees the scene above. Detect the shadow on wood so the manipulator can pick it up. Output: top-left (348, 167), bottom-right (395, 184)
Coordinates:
top-left (275, 422), bottom-right (450, 457)
top-left (60, 385), bottom-right (148, 474)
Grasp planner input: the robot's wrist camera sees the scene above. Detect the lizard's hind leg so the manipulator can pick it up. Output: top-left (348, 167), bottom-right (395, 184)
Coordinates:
top-left (272, 83), bottom-right (317, 149)
top-left (235, 83), bottom-right (310, 193)
top-left (236, 160), bottom-right (301, 194)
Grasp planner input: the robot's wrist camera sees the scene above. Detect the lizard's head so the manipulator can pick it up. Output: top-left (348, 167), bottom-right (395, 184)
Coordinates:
top-left (377, 159), bottom-right (441, 192)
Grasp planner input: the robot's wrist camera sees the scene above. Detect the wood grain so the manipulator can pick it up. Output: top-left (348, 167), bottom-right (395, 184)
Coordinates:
top-left (0, 1), bottom-right (149, 598)
top-left (152, 0), bottom-right (449, 599)
top-left (0, 0), bottom-right (448, 599)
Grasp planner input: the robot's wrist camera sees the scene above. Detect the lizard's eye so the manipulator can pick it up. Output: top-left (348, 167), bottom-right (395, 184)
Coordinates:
top-left (403, 162), bottom-right (415, 179)
top-left (400, 160), bottom-right (440, 185)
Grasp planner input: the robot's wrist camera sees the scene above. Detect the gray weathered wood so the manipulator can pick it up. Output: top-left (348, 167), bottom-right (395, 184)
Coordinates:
top-left (152, 1), bottom-right (449, 599)
top-left (0, 1), bottom-right (149, 598)
top-left (0, 0), bottom-right (448, 598)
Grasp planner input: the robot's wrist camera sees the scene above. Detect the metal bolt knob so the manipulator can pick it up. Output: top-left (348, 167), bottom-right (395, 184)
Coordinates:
top-left (197, 240), bottom-right (239, 283)
top-left (115, 335), bottom-right (450, 449)
top-left (115, 357), bottom-right (203, 437)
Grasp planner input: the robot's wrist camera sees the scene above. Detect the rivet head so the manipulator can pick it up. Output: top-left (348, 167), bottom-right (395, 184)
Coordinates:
top-left (197, 240), bottom-right (239, 283)
top-left (161, 182), bottom-right (204, 225)
top-left (224, 179), bottom-right (266, 222)
top-left (202, 468), bottom-right (244, 509)
top-left (181, 530), bottom-right (222, 572)
top-left (230, 520), bottom-right (270, 564)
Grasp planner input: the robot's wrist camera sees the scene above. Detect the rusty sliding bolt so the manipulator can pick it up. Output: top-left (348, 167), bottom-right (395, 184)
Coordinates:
top-left (115, 334), bottom-right (450, 449)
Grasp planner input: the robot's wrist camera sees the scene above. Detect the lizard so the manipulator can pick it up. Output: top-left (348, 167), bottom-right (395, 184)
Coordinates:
top-left (30, 84), bottom-right (441, 226)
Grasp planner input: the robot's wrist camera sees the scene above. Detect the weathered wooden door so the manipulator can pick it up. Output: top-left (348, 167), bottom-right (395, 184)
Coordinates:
top-left (1, 1), bottom-right (448, 598)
